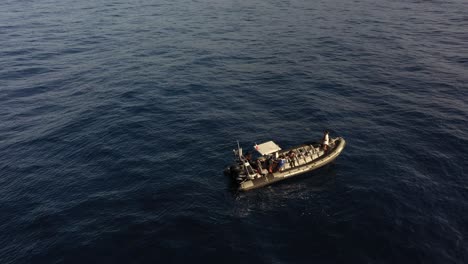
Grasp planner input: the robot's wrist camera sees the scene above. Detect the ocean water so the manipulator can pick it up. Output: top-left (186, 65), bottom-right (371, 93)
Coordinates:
top-left (1, 0), bottom-right (467, 263)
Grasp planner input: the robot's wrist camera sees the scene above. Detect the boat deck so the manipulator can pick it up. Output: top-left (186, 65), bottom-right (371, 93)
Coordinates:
top-left (257, 143), bottom-right (326, 173)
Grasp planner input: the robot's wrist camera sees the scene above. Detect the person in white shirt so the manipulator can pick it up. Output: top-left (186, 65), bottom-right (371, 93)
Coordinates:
top-left (322, 130), bottom-right (330, 152)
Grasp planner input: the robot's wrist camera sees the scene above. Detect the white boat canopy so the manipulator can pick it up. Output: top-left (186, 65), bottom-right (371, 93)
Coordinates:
top-left (254, 141), bottom-right (282, 155)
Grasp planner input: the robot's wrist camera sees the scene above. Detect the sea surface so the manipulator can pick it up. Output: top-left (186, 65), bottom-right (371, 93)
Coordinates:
top-left (1, 0), bottom-right (467, 263)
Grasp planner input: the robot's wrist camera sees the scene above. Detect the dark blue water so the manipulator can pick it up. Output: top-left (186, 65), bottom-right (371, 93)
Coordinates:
top-left (1, 0), bottom-right (467, 263)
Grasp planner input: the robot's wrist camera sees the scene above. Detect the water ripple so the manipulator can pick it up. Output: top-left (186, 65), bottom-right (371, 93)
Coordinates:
top-left (1, 0), bottom-right (467, 263)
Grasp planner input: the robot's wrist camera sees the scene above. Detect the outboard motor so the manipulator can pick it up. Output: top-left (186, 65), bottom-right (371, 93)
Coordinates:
top-left (228, 141), bottom-right (259, 182)
top-left (230, 165), bottom-right (242, 176)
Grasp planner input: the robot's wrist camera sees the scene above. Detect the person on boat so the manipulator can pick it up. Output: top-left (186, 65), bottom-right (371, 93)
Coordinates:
top-left (322, 130), bottom-right (330, 152)
top-left (256, 159), bottom-right (265, 175)
top-left (267, 155), bottom-right (274, 173)
top-left (288, 150), bottom-right (296, 167)
top-left (244, 152), bottom-right (253, 164)
top-left (277, 155), bottom-right (286, 172)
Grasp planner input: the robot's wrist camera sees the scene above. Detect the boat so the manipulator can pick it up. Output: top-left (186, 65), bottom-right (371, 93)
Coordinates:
top-left (224, 135), bottom-right (346, 191)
